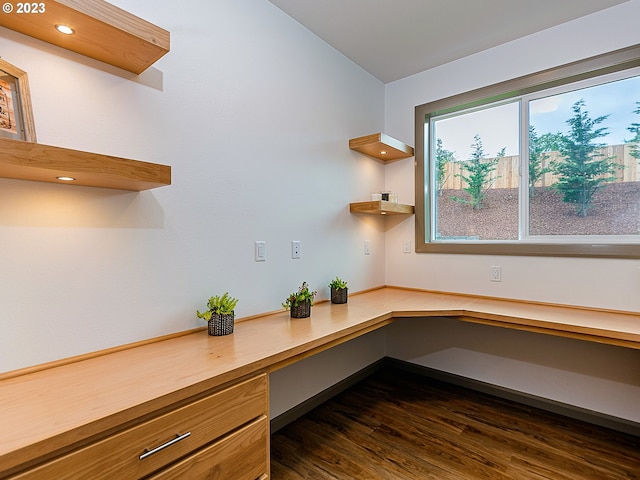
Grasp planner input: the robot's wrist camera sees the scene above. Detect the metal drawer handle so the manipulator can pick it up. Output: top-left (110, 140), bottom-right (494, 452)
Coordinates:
top-left (139, 432), bottom-right (191, 460)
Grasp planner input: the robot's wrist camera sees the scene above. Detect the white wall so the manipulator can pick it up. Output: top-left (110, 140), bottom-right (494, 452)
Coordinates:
top-left (0, 0), bottom-right (387, 373)
top-left (384, 0), bottom-right (640, 423)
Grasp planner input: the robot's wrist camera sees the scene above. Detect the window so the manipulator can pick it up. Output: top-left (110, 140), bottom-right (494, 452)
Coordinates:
top-left (415, 45), bottom-right (640, 258)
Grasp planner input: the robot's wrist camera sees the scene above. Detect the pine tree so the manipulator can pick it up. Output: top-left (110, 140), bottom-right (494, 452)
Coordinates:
top-left (625, 101), bottom-right (640, 160)
top-left (552, 99), bottom-right (619, 217)
top-left (452, 134), bottom-right (501, 210)
top-left (537, 132), bottom-right (565, 152)
top-left (435, 138), bottom-right (455, 196)
top-left (528, 126), bottom-right (552, 197)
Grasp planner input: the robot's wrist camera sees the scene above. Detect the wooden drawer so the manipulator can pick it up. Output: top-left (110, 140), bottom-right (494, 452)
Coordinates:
top-left (10, 374), bottom-right (267, 480)
top-left (147, 415), bottom-right (268, 480)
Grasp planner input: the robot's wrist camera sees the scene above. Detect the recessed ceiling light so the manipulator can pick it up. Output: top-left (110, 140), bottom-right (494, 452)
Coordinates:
top-left (380, 150), bottom-right (387, 155)
top-left (56, 176), bottom-right (76, 181)
top-left (55, 24), bottom-right (75, 35)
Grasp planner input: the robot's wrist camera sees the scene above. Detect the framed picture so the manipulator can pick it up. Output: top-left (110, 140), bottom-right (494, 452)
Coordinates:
top-left (0, 58), bottom-right (36, 142)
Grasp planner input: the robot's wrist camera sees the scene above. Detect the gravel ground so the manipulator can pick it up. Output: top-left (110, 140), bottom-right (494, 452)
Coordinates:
top-left (436, 182), bottom-right (640, 240)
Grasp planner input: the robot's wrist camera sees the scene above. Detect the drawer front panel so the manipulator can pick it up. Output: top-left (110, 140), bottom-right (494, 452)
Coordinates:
top-left (147, 415), bottom-right (268, 480)
top-left (11, 374), bottom-right (267, 480)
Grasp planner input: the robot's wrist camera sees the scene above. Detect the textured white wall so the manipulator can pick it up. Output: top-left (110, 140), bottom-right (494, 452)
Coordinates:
top-left (0, 0), bottom-right (386, 373)
top-left (383, 0), bottom-right (640, 423)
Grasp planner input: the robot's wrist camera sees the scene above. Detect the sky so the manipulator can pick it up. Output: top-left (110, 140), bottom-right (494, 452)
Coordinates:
top-left (432, 72), bottom-right (640, 160)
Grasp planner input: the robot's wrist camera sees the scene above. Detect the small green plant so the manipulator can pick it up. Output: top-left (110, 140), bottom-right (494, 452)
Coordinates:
top-left (451, 134), bottom-right (502, 210)
top-left (328, 277), bottom-right (347, 290)
top-left (282, 282), bottom-right (317, 310)
top-left (196, 292), bottom-right (239, 320)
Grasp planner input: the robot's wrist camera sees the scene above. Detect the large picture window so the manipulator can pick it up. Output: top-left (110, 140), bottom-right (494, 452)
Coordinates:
top-left (415, 45), bottom-right (640, 258)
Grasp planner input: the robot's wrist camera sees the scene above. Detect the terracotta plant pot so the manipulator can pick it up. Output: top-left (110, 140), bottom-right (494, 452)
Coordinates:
top-left (330, 287), bottom-right (348, 304)
top-left (208, 312), bottom-right (234, 336)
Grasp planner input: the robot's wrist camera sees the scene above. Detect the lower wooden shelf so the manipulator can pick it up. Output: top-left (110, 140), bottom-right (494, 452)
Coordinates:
top-left (350, 200), bottom-right (415, 215)
top-left (0, 137), bottom-right (171, 191)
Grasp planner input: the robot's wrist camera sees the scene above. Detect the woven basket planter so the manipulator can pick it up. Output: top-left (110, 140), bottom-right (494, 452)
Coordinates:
top-left (207, 312), bottom-right (234, 336)
top-left (290, 300), bottom-right (311, 318)
top-left (330, 287), bottom-right (348, 304)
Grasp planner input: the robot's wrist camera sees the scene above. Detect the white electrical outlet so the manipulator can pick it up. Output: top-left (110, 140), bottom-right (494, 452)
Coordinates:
top-left (402, 240), bottom-right (411, 254)
top-left (291, 240), bottom-right (301, 259)
top-left (364, 240), bottom-right (371, 255)
top-left (490, 265), bottom-right (502, 282)
top-left (255, 241), bottom-right (266, 262)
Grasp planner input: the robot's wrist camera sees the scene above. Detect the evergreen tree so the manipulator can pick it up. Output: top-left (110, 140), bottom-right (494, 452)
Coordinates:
top-left (528, 126), bottom-right (552, 197)
top-left (537, 132), bottom-right (565, 152)
top-left (452, 134), bottom-right (501, 210)
top-left (552, 99), bottom-right (618, 217)
top-left (435, 138), bottom-right (455, 196)
top-left (625, 101), bottom-right (640, 160)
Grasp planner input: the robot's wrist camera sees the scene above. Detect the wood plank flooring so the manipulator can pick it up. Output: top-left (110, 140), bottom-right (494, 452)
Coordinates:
top-left (270, 367), bottom-right (640, 479)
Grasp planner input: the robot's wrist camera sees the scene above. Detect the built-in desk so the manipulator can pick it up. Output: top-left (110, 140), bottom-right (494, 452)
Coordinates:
top-left (1, 287), bottom-right (639, 478)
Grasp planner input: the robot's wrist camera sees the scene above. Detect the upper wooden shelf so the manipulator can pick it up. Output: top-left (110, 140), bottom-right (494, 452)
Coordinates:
top-left (0, 137), bottom-right (171, 190)
top-left (349, 133), bottom-right (414, 161)
top-left (350, 200), bottom-right (414, 215)
top-left (0, 0), bottom-right (170, 74)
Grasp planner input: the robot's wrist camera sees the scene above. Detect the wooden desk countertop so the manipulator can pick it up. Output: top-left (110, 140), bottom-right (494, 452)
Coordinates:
top-left (1, 286), bottom-right (639, 475)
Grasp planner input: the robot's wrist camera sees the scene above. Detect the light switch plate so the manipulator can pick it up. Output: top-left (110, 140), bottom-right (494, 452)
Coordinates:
top-left (255, 241), bottom-right (266, 261)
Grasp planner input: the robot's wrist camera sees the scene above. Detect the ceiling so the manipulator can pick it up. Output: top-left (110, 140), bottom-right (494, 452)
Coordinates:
top-left (268, 0), bottom-right (629, 83)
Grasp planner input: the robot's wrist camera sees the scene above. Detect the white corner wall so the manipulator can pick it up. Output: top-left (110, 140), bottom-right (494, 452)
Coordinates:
top-left (0, 0), bottom-right (387, 373)
top-left (383, 0), bottom-right (640, 424)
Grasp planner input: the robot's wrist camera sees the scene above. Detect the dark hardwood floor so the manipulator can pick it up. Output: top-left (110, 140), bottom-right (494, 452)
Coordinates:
top-left (270, 367), bottom-right (640, 479)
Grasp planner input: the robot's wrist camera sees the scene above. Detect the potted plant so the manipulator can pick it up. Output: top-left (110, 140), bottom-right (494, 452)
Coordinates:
top-left (328, 277), bottom-right (348, 304)
top-left (196, 292), bottom-right (239, 336)
top-left (282, 282), bottom-right (317, 318)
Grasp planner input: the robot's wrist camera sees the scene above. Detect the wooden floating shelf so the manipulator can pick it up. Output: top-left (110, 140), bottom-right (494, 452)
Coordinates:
top-left (350, 201), bottom-right (415, 215)
top-left (0, 0), bottom-right (170, 74)
top-left (349, 133), bottom-right (414, 161)
top-left (0, 137), bottom-right (171, 191)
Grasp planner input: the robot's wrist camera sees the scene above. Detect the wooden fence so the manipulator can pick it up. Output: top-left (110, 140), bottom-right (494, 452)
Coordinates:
top-left (440, 144), bottom-right (639, 190)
